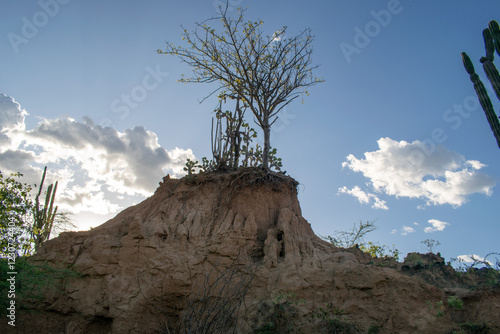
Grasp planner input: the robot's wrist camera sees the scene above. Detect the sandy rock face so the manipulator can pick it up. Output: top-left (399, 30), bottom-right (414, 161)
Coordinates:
top-left (6, 170), bottom-right (500, 333)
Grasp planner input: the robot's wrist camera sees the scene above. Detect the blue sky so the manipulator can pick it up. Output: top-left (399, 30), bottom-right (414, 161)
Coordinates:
top-left (1, 0), bottom-right (499, 264)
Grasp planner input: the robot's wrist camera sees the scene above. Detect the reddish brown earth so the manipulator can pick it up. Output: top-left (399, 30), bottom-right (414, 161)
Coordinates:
top-left (4, 169), bottom-right (500, 333)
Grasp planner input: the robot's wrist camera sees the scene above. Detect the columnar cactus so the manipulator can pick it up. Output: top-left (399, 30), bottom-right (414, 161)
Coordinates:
top-left (489, 20), bottom-right (500, 57)
top-left (462, 52), bottom-right (500, 148)
top-left (480, 27), bottom-right (500, 101)
top-left (33, 166), bottom-right (59, 252)
top-left (462, 20), bottom-right (500, 149)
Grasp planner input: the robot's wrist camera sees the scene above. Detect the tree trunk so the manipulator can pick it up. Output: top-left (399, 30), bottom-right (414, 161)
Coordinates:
top-left (262, 124), bottom-right (271, 171)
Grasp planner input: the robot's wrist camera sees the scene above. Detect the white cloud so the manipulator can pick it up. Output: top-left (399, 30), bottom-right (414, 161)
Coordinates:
top-left (0, 93), bottom-right (194, 220)
top-left (341, 137), bottom-right (495, 207)
top-left (0, 94), bottom-right (27, 131)
top-left (457, 254), bottom-right (494, 266)
top-left (0, 94), bottom-right (27, 146)
top-left (401, 226), bottom-right (416, 235)
top-left (338, 185), bottom-right (388, 210)
top-left (25, 116), bottom-right (195, 196)
top-left (424, 219), bottom-right (449, 233)
top-left (466, 160), bottom-right (486, 170)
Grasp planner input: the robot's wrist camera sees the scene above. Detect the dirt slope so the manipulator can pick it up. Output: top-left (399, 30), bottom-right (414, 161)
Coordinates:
top-left (5, 169), bottom-right (500, 333)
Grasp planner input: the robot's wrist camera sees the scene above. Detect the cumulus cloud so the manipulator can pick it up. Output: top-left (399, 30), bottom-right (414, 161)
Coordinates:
top-left (338, 185), bottom-right (388, 210)
top-left (0, 93), bottom-right (27, 145)
top-left (23, 116), bottom-right (189, 196)
top-left (341, 137), bottom-right (495, 208)
top-left (401, 226), bottom-right (416, 235)
top-left (391, 225), bottom-right (416, 235)
top-left (424, 219), bottom-right (449, 233)
top-left (0, 94), bottom-right (27, 130)
top-left (0, 93), bottom-right (194, 219)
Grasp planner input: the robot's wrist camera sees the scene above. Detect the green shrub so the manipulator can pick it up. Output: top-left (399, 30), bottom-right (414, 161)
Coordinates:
top-left (435, 300), bottom-right (445, 317)
top-left (448, 296), bottom-right (464, 310)
top-left (359, 242), bottom-right (400, 261)
top-left (404, 253), bottom-right (424, 266)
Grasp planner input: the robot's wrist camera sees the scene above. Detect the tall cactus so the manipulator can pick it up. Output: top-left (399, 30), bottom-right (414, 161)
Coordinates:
top-left (489, 20), bottom-right (500, 57)
top-left (480, 26), bottom-right (500, 101)
top-left (462, 19), bottom-right (500, 149)
top-left (33, 166), bottom-right (58, 252)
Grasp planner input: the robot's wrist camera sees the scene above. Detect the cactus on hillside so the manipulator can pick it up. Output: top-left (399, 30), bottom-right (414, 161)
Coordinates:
top-left (33, 166), bottom-right (59, 252)
top-left (462, 19), bottom-right (500, 149)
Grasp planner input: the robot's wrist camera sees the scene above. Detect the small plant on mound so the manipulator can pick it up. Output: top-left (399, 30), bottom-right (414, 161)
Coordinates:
top-left (404, 253), bottom-right (425, 267)
top-left (421, 238), bottom-right (441, 253)
top-left (434, 300), bottom-right (445, 317)
top-left (359, 242), bottom-right (400, 262)
top-left (184, 159), bottom-right (201, 176)
top-left (448, 296), bottom-right (464, 310)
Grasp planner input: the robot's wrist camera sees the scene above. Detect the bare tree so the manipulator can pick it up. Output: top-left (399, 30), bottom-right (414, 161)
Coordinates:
top-left (138, 262), bottom-right (255, 334)
top-left (179, 263), bottom-right (254, 334)
top-left (158, 5), bottom-right (323, 170)
top-left (322, 221), bottom-right (377, 248)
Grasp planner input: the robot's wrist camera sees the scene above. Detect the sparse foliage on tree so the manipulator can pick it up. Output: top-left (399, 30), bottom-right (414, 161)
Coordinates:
top-left (158, 4), bottom-right (323, 170)
top-left (0, 171), bottom-right (34, 257)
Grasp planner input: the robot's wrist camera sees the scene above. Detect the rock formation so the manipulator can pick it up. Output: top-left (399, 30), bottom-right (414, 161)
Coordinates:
top-left (4, 169), bottom-right (500, 333)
